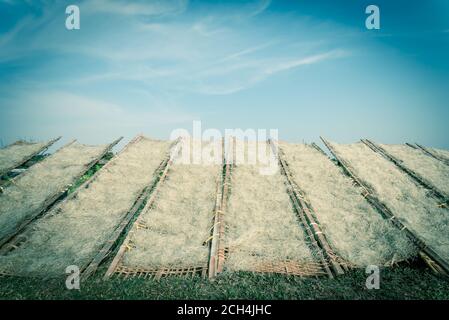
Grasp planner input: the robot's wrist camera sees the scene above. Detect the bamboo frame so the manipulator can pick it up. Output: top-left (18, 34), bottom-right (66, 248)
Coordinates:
top-left (0, 137), bottom-right (123, 251)
top-left (0, 136), bottom-right (146, 257)
top-left (321, 137), bottom-right (449, 276)
top-left (414, 143), bottom-right (449, 166)
top-left (268, 140), bottom-right (343, 278)
top-left (0, 136), bottom-right (61, 177)
top-left (2, 139), bottom-right (77, 190)
top-left (102, 139), bottom-right (182, 280)
top-left (362, 139), bottom-right (449, 206)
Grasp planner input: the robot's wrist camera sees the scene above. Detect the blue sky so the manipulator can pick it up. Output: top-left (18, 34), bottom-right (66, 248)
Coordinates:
top-left (0, 0), bottom-right (448, 150)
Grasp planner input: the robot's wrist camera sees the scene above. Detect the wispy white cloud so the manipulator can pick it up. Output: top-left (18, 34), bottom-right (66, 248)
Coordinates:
top-left (2, 91), bottom-right (194, 126)
top-left (0, 4), bottom-right (54, 50)
top-left (0, 16), bottom-right (30, 47)
top-left (249, 0), bottom-right (271, 17)
top-left (218, 41), bottom-right (277, 63)
top-left (69, 48), bottom-right (348, 96)
top-left (190, 50), bottom-right (348, 95)
top-left (1, 0), bottom-right (447, 149)
top-left (0, 0), bottom-right (34, 5)
top-left (263, 50), bottom-right (347, 75)
top-left (0, 0), bottom-right (350, 119)
top-left (82, 0), bottom-right (188, 17)
top-left (0, 89), bottom-right (196, 145)
top-left (191, 21), bottom-right (227, 37)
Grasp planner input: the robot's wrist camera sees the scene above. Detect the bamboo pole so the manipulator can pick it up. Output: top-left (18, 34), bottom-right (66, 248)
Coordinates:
top-left (207, 138), bottom-right (226, 278)
top-left (216, 137), bottom-right (234, 274)
top-left (311, 142), bottom-right (328, 157)
top-left (405, 143), bottom-right (418, 150)
top-left (207, 179), bottom-right (223, 278)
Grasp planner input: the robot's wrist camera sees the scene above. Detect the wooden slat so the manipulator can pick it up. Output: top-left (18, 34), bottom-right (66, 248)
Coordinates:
top-left (321, 136), bottom-right (449, 276)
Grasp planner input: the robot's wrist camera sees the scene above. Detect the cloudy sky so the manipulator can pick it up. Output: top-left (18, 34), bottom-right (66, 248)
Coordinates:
top-left (0, 0), bottom-right (448, 150)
